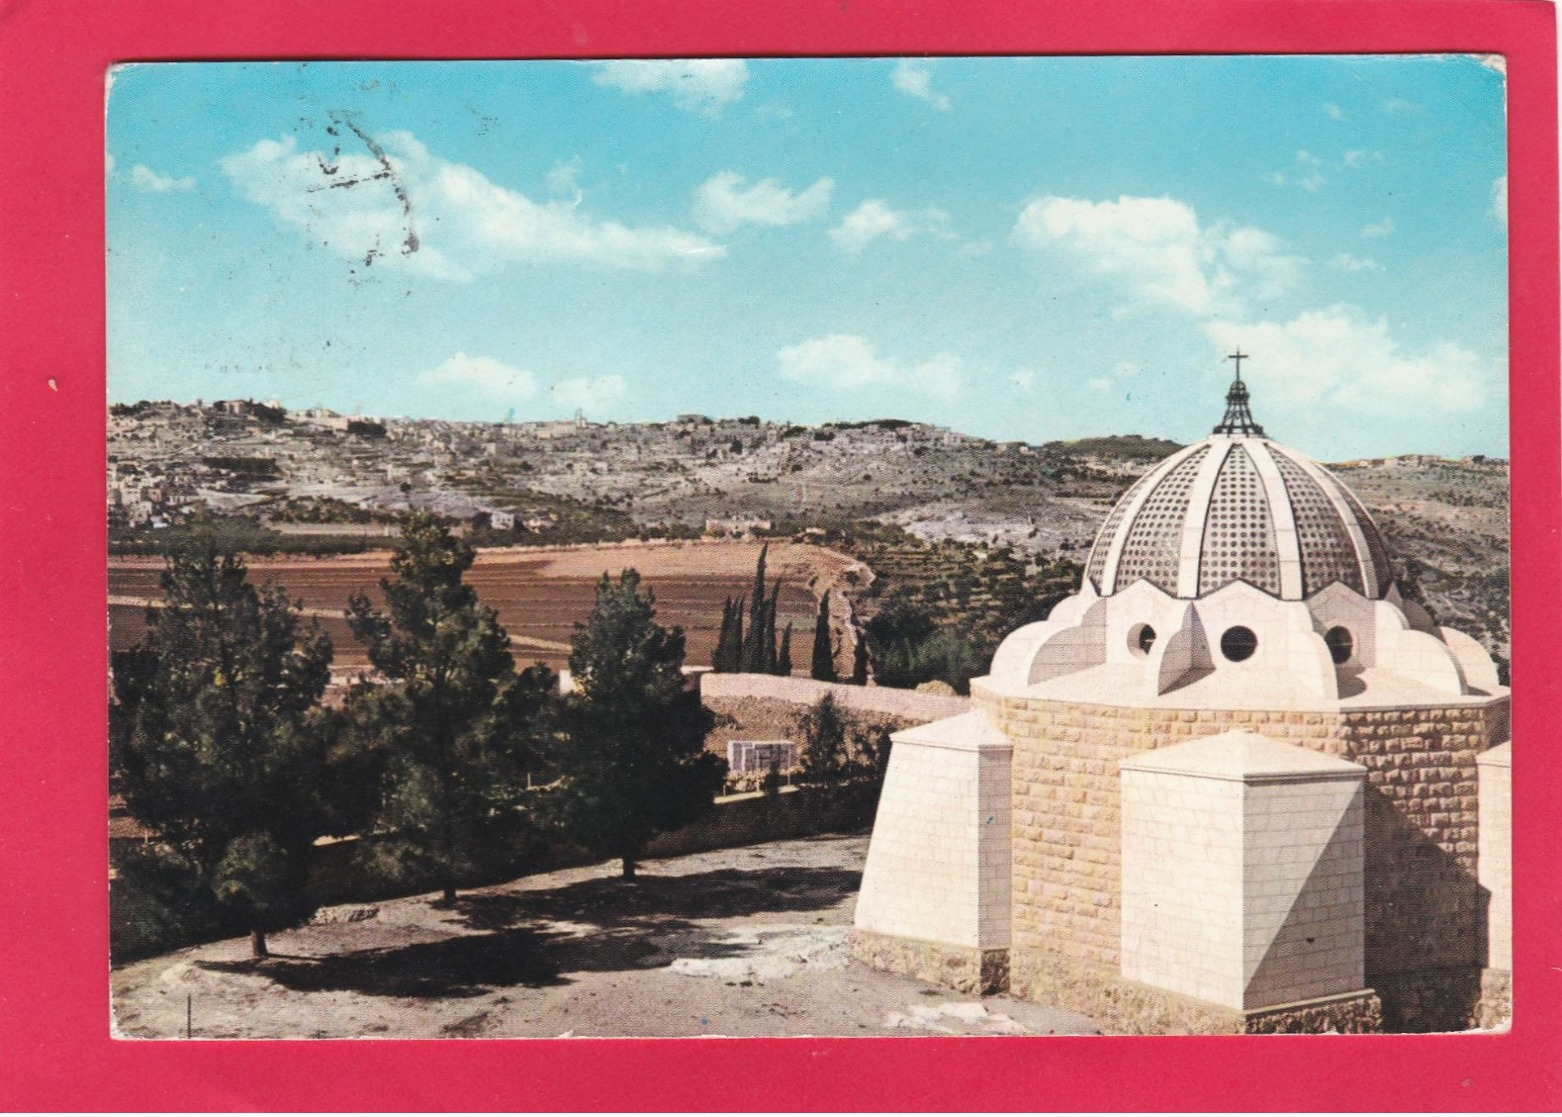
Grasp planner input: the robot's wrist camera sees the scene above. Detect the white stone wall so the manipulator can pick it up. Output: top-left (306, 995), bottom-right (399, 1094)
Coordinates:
top-left (854, 713), bottom-right (1011, 951)
top-left (975, 733), bottom-right (1014, 950)
top-left (1121, 770), bottom-right (1246, 1006)
top-left (1242, 778), bottom-right (1365, 1009)
top-left (1478, 741), bottom-right (1512, 971)
top-left (700, 672), bottom-right (970, 723)
top-left (1121, 732), bottom-right (1366, 1012)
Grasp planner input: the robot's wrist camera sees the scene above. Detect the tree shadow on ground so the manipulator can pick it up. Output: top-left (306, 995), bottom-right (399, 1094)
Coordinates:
top-left (196, 864), bottom-right (859, 999)
top-left (457, 865), bottom-right (861, 935)
top-left (198, 927), bottom-right (574, 998)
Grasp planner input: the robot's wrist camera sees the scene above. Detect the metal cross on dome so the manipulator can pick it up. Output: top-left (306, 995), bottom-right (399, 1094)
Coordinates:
top-left (1212, 348), bottom-right (1267, 436)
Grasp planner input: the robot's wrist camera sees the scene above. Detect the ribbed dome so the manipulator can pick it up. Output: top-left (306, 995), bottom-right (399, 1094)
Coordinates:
top-left (1084, 380), bottom-right (1395, 601)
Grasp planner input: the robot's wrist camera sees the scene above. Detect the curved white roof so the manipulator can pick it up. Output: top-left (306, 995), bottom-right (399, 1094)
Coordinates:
top-left (1083, 433), bottom-right (1395, 602)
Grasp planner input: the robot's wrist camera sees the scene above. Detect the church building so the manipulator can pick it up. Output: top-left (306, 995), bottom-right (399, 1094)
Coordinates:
top-left (852, 363), bottom-right (1512, 1034)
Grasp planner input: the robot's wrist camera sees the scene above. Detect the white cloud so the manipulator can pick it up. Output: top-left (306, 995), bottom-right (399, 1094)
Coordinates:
top-left (1323, 103), bottom-right (1345, 121)
top-left (592, 60), bottom-right (748, 116)
top-left (1341, 149), bottom-right (1383, 169)
top-left (1010, 369), bottom-right (1036, 392)
top-left (1203, 308), bottom-right (1489, 415)
top-left (828, 199), bottom-right (951, 253)
top-left (1295, 151), bottom-right (1324, 191)
top-left (1361, 216), bottom-right (1394, 238)
top-left (1088, 376), bottom-right (1115, 393)
top-left (1328, 253), bottom-right (1380, 272)
top-left (546, 156), bottom-right (583, 196)
top-left (776, 334), bottom-right (963, 400)
top-left (551, 374), bottom-right (627, 412)
top-left (105, 152), bottom-right (116, 177)
top-left (1013, 194), bottom-right (1301, 317)
top-left (1492, 175), bottom-right (1508, 228)
top-left (130, 164), bottom-right (196, 193)
top-left (421, 353), bottom-right (539, 399)
top-left (891, 59), bottom-right (951, 111)
top-left (692, 171), bottom-right (833, 234)
top-left (1266, 151), bottom-right (1324, 192)
top-left (221, 131), bottom-right (722, 280)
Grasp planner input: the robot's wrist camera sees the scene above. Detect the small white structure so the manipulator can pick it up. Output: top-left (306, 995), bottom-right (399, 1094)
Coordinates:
top-left (1120, 731), bottom-right (1367, 1012)
top-left (853, 711), bottom-right (1012, 992)
top-left (726, 739), bottom-right (796, 775)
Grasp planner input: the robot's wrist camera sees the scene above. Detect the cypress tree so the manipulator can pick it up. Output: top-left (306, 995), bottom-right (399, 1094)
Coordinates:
top-left (776, 623), bottom-right (793, 677)
top-left (810, 595), bottom-right (837, 682)
top-left (761, 578), bottom-right (781, 674)
top-left (851, 629), bottom-right (870, 685)
top-left (741, 544), bottom-right (769, 671)
top-left (729, 595), bottom-right (745, 672)
top-left (712, 598), bottom-right (736, 672)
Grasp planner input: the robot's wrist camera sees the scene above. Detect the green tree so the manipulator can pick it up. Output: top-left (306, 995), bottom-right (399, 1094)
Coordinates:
top-left (796, 693), bottom-right (850, 788)
top-left (760, 579), bottom-right (781, 673)
top-left (776, 623), bottom-right (793, 677)
top-left (547, 569), bottom-right (725, 878)
top-left (741, 544), bottom-right (770, 671)
top-left (713, 545), bottom-right (792, 674)
top-left (110, 540), bottom-right (334, 958)
top-left (810, 595), bottom-right (838, 682)
top-left (712, 595), bottom-right (744, 673)
top-left (345, 512), bottom-right (554, 904)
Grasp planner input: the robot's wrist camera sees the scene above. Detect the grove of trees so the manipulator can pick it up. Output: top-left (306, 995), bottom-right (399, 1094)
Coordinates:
top-left (112, 517), bottom-right (733, 956)
top-left (711, 544), bottom-right (793, 675)
top-left (116, 516), bottom-right (1005, 958)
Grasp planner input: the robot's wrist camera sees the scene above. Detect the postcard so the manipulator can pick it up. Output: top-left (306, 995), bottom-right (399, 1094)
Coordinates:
top-left (6, 0), bottom-right (1561, 1110)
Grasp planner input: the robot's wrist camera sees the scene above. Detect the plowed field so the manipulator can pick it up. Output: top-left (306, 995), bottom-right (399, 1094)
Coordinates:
top-left (109, 540), bottom-right (860, 674)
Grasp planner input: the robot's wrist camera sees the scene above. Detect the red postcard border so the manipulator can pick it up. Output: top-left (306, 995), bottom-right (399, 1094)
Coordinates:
top-left (0, 0), bottom-right (1556, 1110)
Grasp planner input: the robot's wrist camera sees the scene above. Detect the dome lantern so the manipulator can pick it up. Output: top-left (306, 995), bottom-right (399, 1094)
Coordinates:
top-left (1212, 348), bottom-right (1266, 437)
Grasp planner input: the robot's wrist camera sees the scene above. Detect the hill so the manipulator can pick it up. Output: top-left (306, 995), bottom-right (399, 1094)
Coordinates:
top-left (107, 404), bottom-right (1509, 664)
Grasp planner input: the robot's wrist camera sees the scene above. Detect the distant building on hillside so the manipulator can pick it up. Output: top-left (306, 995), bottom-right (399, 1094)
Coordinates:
top-left (705, 516), bottom-right (772, 538)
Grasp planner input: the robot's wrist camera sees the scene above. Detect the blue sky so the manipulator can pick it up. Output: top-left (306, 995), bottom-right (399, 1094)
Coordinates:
top-left (106, 56), bottom-right (1508, 459)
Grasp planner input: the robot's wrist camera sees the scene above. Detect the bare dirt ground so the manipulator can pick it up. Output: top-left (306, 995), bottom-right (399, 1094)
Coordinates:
top-left (109, 540), bottom-right (861, 671)
top-left (111, 834), bottom-right (1100, 1040)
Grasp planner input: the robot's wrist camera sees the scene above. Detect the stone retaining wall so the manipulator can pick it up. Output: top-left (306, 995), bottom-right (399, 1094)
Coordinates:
top-left (1010, 950), bottom-right (1381, 1034)
top-left (850, 928), bottom-right (1009, 996)
top-left (701, 673), bottom-right (971, 723)
top-left (702, 675), bottom-right (968, 761)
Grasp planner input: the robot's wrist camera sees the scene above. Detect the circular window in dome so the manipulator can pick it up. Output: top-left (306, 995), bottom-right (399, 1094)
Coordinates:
top-left (1129, 623), bottom-right (1157, 657)
top-left (1325, 626), bottom-right (1354, 665)
top-left (1220, 626), bottom-right (1258, 662)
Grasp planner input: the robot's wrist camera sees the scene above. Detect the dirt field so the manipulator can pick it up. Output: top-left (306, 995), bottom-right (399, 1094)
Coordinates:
top-left (110, 834), bottom-right (1099, 1040)
top-left (109, 540), bottom-right (864, 672)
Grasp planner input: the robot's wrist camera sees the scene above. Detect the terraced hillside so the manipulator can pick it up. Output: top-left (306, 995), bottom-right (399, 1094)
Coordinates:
top-left (109, 540), bottom-right (863, 679)
top-left (108, 402), bottom-right (1509, 672)
top-left (1333, 458), bottom-right (1509, 665)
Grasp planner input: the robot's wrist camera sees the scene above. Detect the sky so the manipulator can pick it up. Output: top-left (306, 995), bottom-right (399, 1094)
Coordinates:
top-left (106, 56), bottom-right (1509, 459)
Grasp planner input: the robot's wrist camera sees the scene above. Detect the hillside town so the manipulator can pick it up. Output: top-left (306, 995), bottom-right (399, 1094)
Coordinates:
top-left (108, 398), bottom-right (1502, 548)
